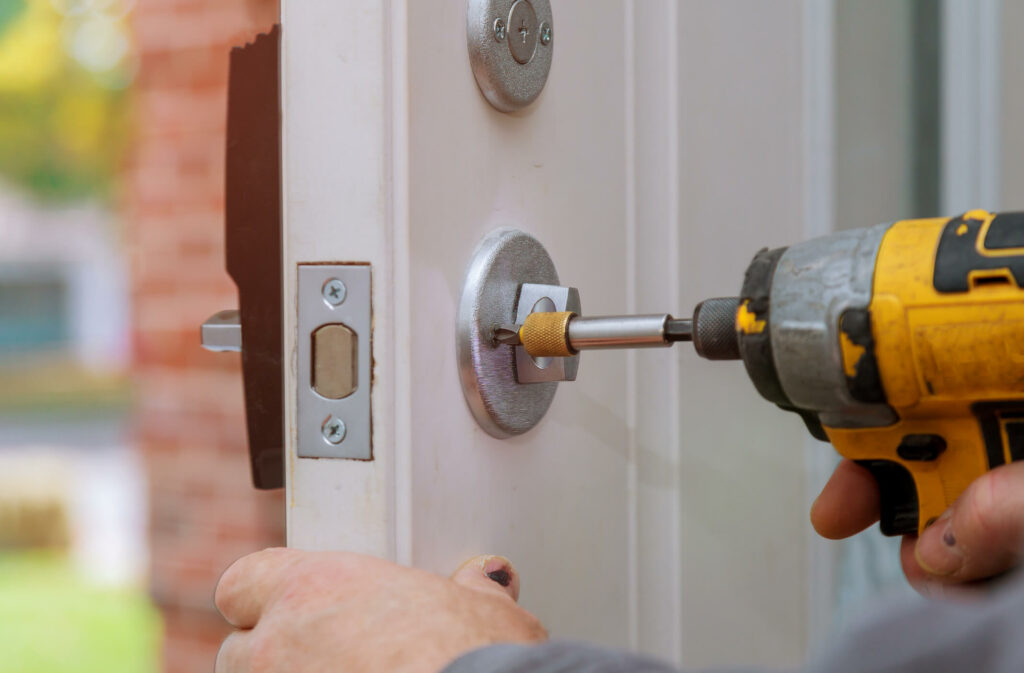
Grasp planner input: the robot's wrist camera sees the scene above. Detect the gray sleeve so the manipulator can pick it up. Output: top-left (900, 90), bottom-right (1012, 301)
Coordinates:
top-left (803, 573), bottom-right (1024, 673)
top-left (443, 574), bottom-right (1024, 673)
top-left (443, 641), bottom-right (682, 673)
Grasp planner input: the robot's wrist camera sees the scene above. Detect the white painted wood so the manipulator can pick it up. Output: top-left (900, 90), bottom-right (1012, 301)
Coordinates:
top-left (942, 0), bottom-right (1003, 212)
top-left (675, 3), bottom-right (810, 666)
top-left (282, 0), bottom-right (827, 666)
top-left (828, 0), bottom-right (931, 627)
top-left (1000, 0), bottom-right (1024, 211)
top-left (802, 0), bottom-right (839, 651)
top-left (281, 0), bottom-right (396, 558)
top-left (834, 0), bottom-right (916, 229)
top-left (403, 1), bottom-right (632, 647)
top-left (630, 0), bottom-right (683, 662)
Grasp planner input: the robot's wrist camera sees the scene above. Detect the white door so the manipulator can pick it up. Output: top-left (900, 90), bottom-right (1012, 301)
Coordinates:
top-left (280, 1), bottom-right (822, 667)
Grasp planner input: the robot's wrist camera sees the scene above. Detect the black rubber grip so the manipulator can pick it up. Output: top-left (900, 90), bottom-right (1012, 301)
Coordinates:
top-left (692, 297), bottom-right (741, 360)
top-left (856, 460), bottom-right (919, 536)
top-left (934, 213), bottom-right (1024, 292)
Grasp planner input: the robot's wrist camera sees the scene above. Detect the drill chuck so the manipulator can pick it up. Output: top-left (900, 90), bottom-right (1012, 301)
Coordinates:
top-left (691, 298), bottom-right (741, 360)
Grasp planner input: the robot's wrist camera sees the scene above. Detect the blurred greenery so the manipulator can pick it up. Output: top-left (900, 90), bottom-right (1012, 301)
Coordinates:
top-left (0, 0), bottom-right (133, 203)
top-left (0, 551), bottom-right (160, 673)
top-left (0, 0), bottom-right (26, 33)
top-left (0, 360), bottom-right (132, 417)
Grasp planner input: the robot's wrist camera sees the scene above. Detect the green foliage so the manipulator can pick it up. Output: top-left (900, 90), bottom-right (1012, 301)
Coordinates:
top-left (0, 551), bottom-right (161, 673)
top-left (0, 0), bottom-right (133, 203)
top-left (0, 0), bottom-right (27, 34)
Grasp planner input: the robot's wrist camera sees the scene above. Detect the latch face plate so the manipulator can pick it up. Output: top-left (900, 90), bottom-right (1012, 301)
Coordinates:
top-left (297, 264), bottom-right (372, 460)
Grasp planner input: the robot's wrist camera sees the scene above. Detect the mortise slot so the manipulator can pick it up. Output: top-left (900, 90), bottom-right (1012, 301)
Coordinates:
top-left (312, 323), bottom-right (358, 399)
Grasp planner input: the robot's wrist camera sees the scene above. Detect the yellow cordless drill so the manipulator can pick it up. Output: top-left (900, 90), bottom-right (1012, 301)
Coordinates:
top-left (498, 210), bottom-right (1024, 536)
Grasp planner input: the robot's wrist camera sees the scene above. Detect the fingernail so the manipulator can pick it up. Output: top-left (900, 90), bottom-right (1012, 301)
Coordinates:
top-left (915, 512), bottom-right (964, 577)
top-left (487, 569), bottom-right (511, 586)
top-left (482, 555), bottom-right (513, 587)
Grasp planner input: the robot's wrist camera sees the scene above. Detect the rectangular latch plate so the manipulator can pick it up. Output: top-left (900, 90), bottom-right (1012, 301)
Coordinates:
top-left (297, 264), bottom-right (372, 460)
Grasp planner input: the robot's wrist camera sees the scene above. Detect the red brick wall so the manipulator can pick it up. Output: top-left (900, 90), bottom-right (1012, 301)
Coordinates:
top-left (123, 2), bottom-right (283, 671)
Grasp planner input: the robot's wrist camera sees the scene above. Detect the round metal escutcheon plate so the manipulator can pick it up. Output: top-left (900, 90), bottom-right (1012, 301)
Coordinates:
top-left (467, 0), bottom-right (553, 112)
top-left (456, 229), bottom-right (560, 437)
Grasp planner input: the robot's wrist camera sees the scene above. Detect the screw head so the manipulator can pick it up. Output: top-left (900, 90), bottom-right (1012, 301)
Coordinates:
top-left (322, 278), bottom-right (347, 306)
top-left (321, 415), bottom-right (347, 445)
top-left (493, 17), bottom-right (506, 41)
top-left (539, 22), bottom-right (551, 46)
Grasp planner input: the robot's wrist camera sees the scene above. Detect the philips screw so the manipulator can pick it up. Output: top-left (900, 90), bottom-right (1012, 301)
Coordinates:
top-left (322, 278), bottom-right (347, 306)
top-left (322, 416), bottom-right (347, 445)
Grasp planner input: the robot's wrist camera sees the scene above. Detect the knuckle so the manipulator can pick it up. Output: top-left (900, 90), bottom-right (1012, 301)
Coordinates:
top-left (965, 471), bottom-right (1006, 541)
top-left (502, 603), bottom-right (547, 641)
top-left (277, 567), bottom-right (311, 599)
top-left (255, 547), bottom-right (292, 567)
top-left (215, 632), bottom-right (242, 673)
top-left (248, 630), bottom-right (276, 673)
top-left (215, 548), bottom-right (292, 618)
top-left (214, 641), bottom-right (227, 673)
top-left (521, 610), bottom-right (548, 640)
top-left (214, 572), bottom-right (238, 618)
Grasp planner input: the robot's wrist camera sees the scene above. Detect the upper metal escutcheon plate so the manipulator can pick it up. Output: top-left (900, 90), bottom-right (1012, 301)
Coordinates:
top-left (457, 229), bottom-right (577, 438)
top-left (467, 0), bottom-right (553, 113)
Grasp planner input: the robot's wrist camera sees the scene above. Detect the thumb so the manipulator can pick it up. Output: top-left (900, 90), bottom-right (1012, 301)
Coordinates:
top-left (914, 462), bottom-right (1024, 583)
top-left (451, 555), bottom-right (520, 602)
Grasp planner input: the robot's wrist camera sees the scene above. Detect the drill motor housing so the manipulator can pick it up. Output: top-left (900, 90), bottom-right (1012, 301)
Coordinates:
top-left (735, 210), bottom-right (1024, 535)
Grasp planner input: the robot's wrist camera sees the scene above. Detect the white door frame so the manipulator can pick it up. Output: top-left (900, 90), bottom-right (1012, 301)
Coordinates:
top-left (941, 0), bottom-right (1003, 212)
top-left (626, 0), bottom-right (683, 659)
top-left (280, 0), bottom-right (405, 557)
top-left (802, 0), bottom-right (839, 649)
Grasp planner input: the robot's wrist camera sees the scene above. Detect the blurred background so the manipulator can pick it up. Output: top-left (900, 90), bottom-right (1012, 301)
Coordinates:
top-left (0, 0), bottom-right (1019, 671)
top-left (0, 0), bottom-right (280, 671)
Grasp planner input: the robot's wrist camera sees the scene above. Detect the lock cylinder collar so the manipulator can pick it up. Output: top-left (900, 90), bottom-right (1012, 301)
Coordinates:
top-left (521, 311), bottom-right (577, 357)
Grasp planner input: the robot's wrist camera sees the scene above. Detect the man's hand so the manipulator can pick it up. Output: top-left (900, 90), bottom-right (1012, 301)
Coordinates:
top-left (810, 459), bottom-right (1024, 595)
top-left (214, 549), bottom-right (547, 673)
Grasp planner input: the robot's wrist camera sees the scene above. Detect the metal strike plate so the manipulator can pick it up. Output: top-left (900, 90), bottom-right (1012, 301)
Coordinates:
top-left (297, 264), bottom-right (372, 460)
top-left (515, 283), bottom-right (580, 383)
top-left (467, 0), bottom-right (553, 112)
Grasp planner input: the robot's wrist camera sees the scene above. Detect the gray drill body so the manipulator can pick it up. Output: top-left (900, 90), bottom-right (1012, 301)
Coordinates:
top-left (766, 223), bottom-right (897, 430)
